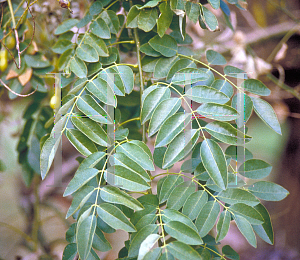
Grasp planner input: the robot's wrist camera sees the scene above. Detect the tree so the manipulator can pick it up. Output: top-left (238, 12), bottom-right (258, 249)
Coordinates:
top-left (0, 0), bottom-right (290, 259)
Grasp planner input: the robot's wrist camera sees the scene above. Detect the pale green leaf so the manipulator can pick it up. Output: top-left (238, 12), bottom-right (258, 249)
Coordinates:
top-left (55, 19), bottom-right (79, 35)
top-left (182, 190), bottom-right (208, 220)
top-left (90, 18), bottom-right (111, 39)
top-left (242, 79), bottom-right (271, 96)
top-left (238, 159), bottom-right (272, 179)
top-left (157, 2), bottom-right (173, 37)
top-left (206, 50), bottom-right (226, 65)
top-left (149, 35), bottom-right (178, 58)
top-left (162, 208), bottom-right (197, 231)
top-left (217, 188), bottom-right (260, 206)
top-left (158, 175), bottom-right (184, 203)
top-left (138, 8), bottom-right (158, 32)
top-left (216, 210), bottom-right (231, 242)
top-left (234, 215), bottom-right (257, 247)
top-left (197, 103), bottom-right (239, 121)
top-left (92, 227), bottom-right (112, 252)
top-left (166, 241), bottom-right (202, 260)
top-left (70, 57), bottom-right (87, 78)
top-left (137, 234), bottom-right (160, 260)
top-left (76, 44), bottom-right (99, 63)
top-left (230, 203), bottom-right (264, 225)
top-left (126, 5), bottom-right (140, 28)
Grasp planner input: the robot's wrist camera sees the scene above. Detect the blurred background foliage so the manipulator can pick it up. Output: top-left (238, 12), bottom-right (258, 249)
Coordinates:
top-left (1, 0), bottom-right (300, 259)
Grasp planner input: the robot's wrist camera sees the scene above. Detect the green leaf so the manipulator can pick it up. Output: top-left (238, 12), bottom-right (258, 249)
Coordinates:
top-left (222, 245), bottom-right (239, 260)
top-left (157, 2), bottom-right (173, 37)
top-left (182, 190), bottom-right (208, 220)
top-left (98, 47), bottom-right (118, 65)
top-left (58, 49), bottom-right (73, 71)
top-left (166, 58), bottom-right (197, 80)
top-left (77, 215), bottom-right (97, 260)
top-left (137, 234), bottom-right (160, 260)
top-left (100, 10), bottom-right (120, 34)
top-left (185, 2), bottom-right (200, 23)
top-left (64, 168), bottom-right (99, 197)
top-left (126, 5), bottom-right (140, 28)
top-left (242, 79), bottom-right (271, 96)
top-left (142, 247), bottom-right (162, 260)
top-left (40, 116), bottom-right (67, 179)
top-left (205, 121), bottom-right (252, 145)
top-left (229, 203), bottom-right (264, 225)
top-left (200, 139), bottom-right (227, 190)
top-left (71, 115), bottom-right (108, 146)
top-left (154, 56), bottom-right (180, 78)
top-left (208, 0), bottom-right (220, 9)
top-left (138, 0), bottom-right (161, 9)
top-left (224, 65), bottom-right (246, 77)
top-left (251, 97), bottom-right (281, 135)
top-left (100, 186), bottom-right (144, 211)
top-left (247, 181), bottom-right (289, 201)
top-left (55, 19), bottom-right (79, 35)
top-left (232, 93), bottom-right (253, 127)
top-left (66, 186), bottom-right (95, 218)
top-left (92, 227), bottom-right (112, 252)
top-left (166, 241), bottom-right (202, 260)
top-left (225, 145), bottom-right (253, 163)
top-left (85, 34), bottom-right (109, 57)
top-left (252, 204), bottom-right (274, 244)
top-left (216, 210), bottom-right (231, 242)
top-left (211, 79), bottom-right (233, 98)
top-left (149, 35), bottom-right (178, 58)
top-left (185, 85), bottom-right (230, 104)
top-left (86, 78), bottom-right (116, 107)
top-left (116, 141), bottom-right (154, 171)
top-left (234, 215), bottom-right (257, 247)
top-left (167, 181), bottom-right (196, 210)
top-left (70, 57), bottom-right (87, 78)
top-left (128, 224), bottom-right (159, 258)
top-left (24, 54), bottom-right (51, 68)
top-left (148, 98), bottom-right (181, 137)
top-left (97, 203), bottom-right (136, 232)
top-left (113, 152), bottom-right (150, 181)
top-left (206, 50), bottom-right (226, 65)
top-left (65, 128), bottom-right (98, 156)
top-left (197, 103), bottom-right (239, 121)
top-left (217, 188), bottom-right (260, 206)
top-left (195, 201), bottom-right (220, 237)
top-left (238, 159), bottom-right (272, 179)
top-left (159, 252), bottom-right (175, 260)
top-left (141, 87), bottom-right (170, 124)
top-left (62, 243), bottom-right (77, 260)
top-left (76, 44), bottom-right (99, 63)
top-left (138, 8), bottom-right (158, 32)
top-left (115, 128), bottom-right (129, 140)
top-left (76, 95), bottom-right (113, 124)
top-left (165, 221), bottom-right (203, 245)
top-left (90, 18), bottom-right (111, 39)
top-left (75, 151), bottom-right (106, 173)
top-left (52, 40), bottom-right (74, 54)
top-left (158, 175), bottom-right (184, 203)
top-left (140, 43), bottom-right (161, 57)
top-left (105, 165), bottom-right (150, 192)
top-left (163, 129), bottom-right (200, 169)
top-left (162, 208), bottom-right (197, 231)
top-left (201, 6), bottom-right (219, 31)
top-left (135, 214), bottom-right (157, 231)
top-left (155, 113), bottom-right (191, 147)
top-left (172, 68), bottom-right (209, 85)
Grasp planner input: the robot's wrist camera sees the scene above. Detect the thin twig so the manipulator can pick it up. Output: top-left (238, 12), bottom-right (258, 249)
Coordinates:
top-left (0, 78), bottom-right (38, 97)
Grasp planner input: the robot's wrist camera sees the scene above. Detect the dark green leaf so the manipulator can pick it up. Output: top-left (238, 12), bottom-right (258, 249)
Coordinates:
top-left (62, 243), bottom-right (77, 260)
top-left (85, 34), bottom-right (109, 57)
top-left (65, 128), bottom-right (98, 156)
top-left (140, 43), bottom-right (161, 57)
top-left (138, 8), bottom-right (158, 32)
top-left (157, 2), bottom-right (173, 37)
top-left (222, 245), bottom-right (239, 260)
top-left (92, 227), bottom-right (112, 252)
top-left (158, 175), bottom-right (184, 203)
top-left (90, 1), bottom-right (103, 16)
top-left (149, 35), bottom-right (178, 58)
top-left (230, 203), bottom-right (264, 225)
top-left (154, 56), bottom-right (180, 78)
top-left (225, 145), bottom-right (253, 163)
top-left (201, 6), bottom-right (219, 31)
top-left (185, 2), bottom-right (200, 23)
top-left (76, 44), bottom-right (99, 63)
top-left (162, 208), bottom-right (197, 231)
top-left (126, 5), bottom-right (140, 28)
top-left (97, 203), bottom-right (136, 232)
top-left (52, 40), bottom-right (74, 54)
top-left (200, 139), bottom-right (227, 190)
top-left (211, 79), bottom-right (233, 98)
top-left (138, 0), bottom-right (161, 9)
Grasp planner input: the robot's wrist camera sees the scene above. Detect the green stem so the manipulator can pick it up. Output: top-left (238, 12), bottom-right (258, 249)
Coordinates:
top-left (0, 222), bottom-right (33, 244)
top-left (118, 117), bottom-right (140, 127)
top-left (108, 40), bottom-right (135, 47)
top-left (7, 0), bottom-right (16, 28)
